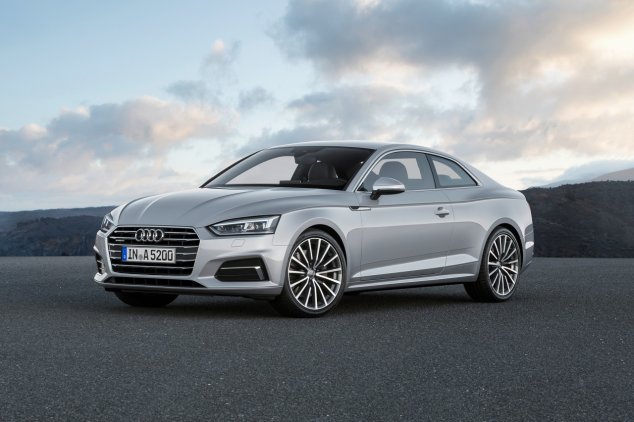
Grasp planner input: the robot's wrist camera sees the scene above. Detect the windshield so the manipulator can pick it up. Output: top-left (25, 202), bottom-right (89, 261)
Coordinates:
top-left (205, 146), bottom-right (375, 190)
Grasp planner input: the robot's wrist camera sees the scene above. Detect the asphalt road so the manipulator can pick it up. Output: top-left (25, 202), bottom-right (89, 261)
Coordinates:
top-left (0, 257), bottom-right (632, 421)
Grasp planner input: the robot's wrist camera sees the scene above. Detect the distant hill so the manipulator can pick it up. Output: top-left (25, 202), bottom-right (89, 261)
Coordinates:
top-left (0, 206), bottom-right (114, 232)
top-left (0, 216), bottom-right (104, 256)
top-left (523, 181), bottom-right (634, 257)
top-left (542, 166), bottom-right (634, 187)
top-left (0, 182), bottom-right (632, 257)
top-left (0, 206), bottom-right (114, 256)
top-left (592, 168), bottom-right (634, 182)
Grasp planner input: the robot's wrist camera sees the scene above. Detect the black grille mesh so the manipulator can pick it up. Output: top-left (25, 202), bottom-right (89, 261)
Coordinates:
top-left (108, 227), bottom-right (199, 276)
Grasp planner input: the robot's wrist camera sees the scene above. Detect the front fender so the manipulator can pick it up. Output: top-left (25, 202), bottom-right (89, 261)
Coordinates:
top-left (272, 206), bottom-right (363, 284)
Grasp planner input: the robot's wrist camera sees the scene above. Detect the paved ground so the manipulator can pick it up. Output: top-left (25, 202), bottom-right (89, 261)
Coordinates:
top-left (0, 257), bottom-right (632, 421)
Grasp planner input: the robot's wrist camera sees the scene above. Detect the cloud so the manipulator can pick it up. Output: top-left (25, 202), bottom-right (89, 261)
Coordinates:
top-left (287, 85), bottom-right (399, 130)
top-left (166, 39), bottom-right (243, 107)
top-left (272, 0), bottom-right (634, 161)
top-left (276, 0), bottom-right (626, 82)
top-left (46, 97), bottom-right (225, 148)
top-left (0, 97), bottom-right (232, 209)
top-left (243, 125), bottom-right (341, 155)
top-left (202, 39), bottom-right (241, 81)
top-left (166, 80), bottom-right (216, 104)
top-left (243, 84), bottom-right (415, 155)
top-left (238, 87), bottom-right (275, 112)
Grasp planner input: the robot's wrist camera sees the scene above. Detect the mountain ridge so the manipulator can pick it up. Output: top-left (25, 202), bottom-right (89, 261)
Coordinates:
top-left (0, 206), bottom-right (115, 232)
top-left (541, 166), bottom-right (634, 187)
top-left (522, 181), bottom-right (634, 257)
top-left (592, 168), bottom-right (634, 182)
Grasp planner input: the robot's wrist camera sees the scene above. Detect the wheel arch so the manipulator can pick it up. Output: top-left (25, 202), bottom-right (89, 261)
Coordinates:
top-left (484, 220), bottom-right (524, 268)
top-left (275, 212), bottom-right (356, 284)
top-left (499, 223), bottom-right (523, 264)
top-left (301, 224), bottom-right (347, 262)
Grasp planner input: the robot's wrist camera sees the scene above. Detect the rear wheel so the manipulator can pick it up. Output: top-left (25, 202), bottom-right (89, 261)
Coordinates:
top-left (270, 230), bottom-right (346, 317)
top-left (464, 228), bottom-right (521, 302)
top-left (114, 291), bottom-right (178, 307)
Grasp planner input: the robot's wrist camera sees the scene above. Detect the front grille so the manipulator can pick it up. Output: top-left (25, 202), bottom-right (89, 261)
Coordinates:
top-left (108, 277), bottom-right (204, 288)
top-left (108, 226), bottom-right (199, 276)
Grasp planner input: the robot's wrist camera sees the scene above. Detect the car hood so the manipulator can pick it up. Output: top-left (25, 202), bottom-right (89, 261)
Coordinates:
top-left (114, 187), bottom-right (354, 227)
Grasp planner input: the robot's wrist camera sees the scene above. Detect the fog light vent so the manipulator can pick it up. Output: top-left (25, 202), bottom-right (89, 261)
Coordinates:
top-left (215, 258), bottom-right (268, 282)
top-left (95, 252), bottom-right (105, 274)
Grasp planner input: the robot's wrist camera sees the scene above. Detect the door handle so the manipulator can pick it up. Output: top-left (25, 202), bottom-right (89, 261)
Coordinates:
top-left (435, 207), bottom-right (450, 217)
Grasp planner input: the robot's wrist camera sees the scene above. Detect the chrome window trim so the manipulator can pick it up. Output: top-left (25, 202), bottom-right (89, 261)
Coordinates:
top-left (352, 149), bottom-right (482, 193)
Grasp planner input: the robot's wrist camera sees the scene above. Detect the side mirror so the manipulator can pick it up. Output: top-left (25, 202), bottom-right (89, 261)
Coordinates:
top-left (370, 177), bottom-right (405, 200)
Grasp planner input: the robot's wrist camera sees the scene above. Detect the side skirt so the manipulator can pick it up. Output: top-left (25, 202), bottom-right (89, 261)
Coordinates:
top-left (346, 273), bottom-right (477, 293)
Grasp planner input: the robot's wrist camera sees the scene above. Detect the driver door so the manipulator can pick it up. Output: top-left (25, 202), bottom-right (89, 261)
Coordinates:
top-left (354, 151), bottom-right (454, 283)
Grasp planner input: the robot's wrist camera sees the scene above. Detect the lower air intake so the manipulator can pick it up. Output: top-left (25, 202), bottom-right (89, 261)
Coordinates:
top-left (215, 258), bottom-right (269, 281)
top-left (109, 277), bottom-right (204, 288)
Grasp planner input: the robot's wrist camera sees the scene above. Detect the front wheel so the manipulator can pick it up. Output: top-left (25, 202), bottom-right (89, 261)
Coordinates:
top-left (270, 230), bottom-right (346, 317)
top-left (114, 291), bottom-right (178, 307)
top-left (464, 228), bottom-right (521, 302)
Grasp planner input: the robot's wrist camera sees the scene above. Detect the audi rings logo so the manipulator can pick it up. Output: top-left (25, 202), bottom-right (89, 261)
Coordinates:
top-left (135, 228), bottom-right (164, 243)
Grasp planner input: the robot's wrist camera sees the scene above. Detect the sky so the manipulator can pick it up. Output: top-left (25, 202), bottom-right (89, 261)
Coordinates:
top-left (1, 0), bottom-right (633, 211)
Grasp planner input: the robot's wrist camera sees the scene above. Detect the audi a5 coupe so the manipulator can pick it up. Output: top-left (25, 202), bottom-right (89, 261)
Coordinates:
top-left (94, 141), bottom-right (534, 317)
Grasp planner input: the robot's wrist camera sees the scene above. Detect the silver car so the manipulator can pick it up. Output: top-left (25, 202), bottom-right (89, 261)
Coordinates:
top-left (94, 141), bottom-right (534, 317)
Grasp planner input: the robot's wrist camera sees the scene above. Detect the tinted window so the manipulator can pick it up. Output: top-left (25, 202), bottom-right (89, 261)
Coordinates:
top-left (429, 155), bottom-right (477, 188)
top-left (361, 151), bottom-right (435, 191)
top-left (205, 146), bottom-right (374, 190)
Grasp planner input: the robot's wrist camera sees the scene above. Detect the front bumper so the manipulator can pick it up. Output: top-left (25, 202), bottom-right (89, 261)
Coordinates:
top-left (521, 229), bottom-right (535, 273)
top-left (93, 227), bottom-right (287, 297)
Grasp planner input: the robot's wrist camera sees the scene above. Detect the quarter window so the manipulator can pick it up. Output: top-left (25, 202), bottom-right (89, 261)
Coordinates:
top-left (361, 151), bottom-right (435, 191)
top-left (429, 155), bottom-right (477, 188)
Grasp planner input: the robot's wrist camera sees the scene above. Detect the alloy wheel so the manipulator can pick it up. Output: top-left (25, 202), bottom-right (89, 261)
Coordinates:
top-left (487, 233), bottom-right (519, 296)
top-left (287, 237), bottom-right (343, 311)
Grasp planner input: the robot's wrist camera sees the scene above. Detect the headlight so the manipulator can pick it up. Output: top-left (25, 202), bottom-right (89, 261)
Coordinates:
top-left (208, 216), bottom-right (280, 236)
top-left (100, 213), bottom-right (115, 233)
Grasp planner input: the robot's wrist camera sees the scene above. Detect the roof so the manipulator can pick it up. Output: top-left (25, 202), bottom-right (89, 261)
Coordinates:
top-left (271, 139), bottom-right (424, 151)
top-left (269, 139), bottom-right (455, 157)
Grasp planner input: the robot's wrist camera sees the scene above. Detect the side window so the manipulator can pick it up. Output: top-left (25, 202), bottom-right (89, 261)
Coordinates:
top-left (429, 155), bottom-right (477, 188)
top-left (361, 151), bottom-right (435, 191)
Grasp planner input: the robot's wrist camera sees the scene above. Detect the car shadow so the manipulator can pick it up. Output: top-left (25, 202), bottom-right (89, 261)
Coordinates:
top-left (104, 298), bottom-right (280, 319)
top-left (97, 287), bottom-right (473, 319)
top-left (336, 289), bottom-right (472, 314)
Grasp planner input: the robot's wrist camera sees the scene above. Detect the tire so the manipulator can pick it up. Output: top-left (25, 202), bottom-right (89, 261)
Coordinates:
top-left (464, 227), bottom-right (521, 302)
top-left (270, 229), bottom-right (347, 317)
top-left (114, 291), bottom-right (178, 307)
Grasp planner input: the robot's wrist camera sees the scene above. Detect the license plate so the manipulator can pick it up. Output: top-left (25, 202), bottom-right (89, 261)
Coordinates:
top-left (122, 246), bottom-right (176, 264)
